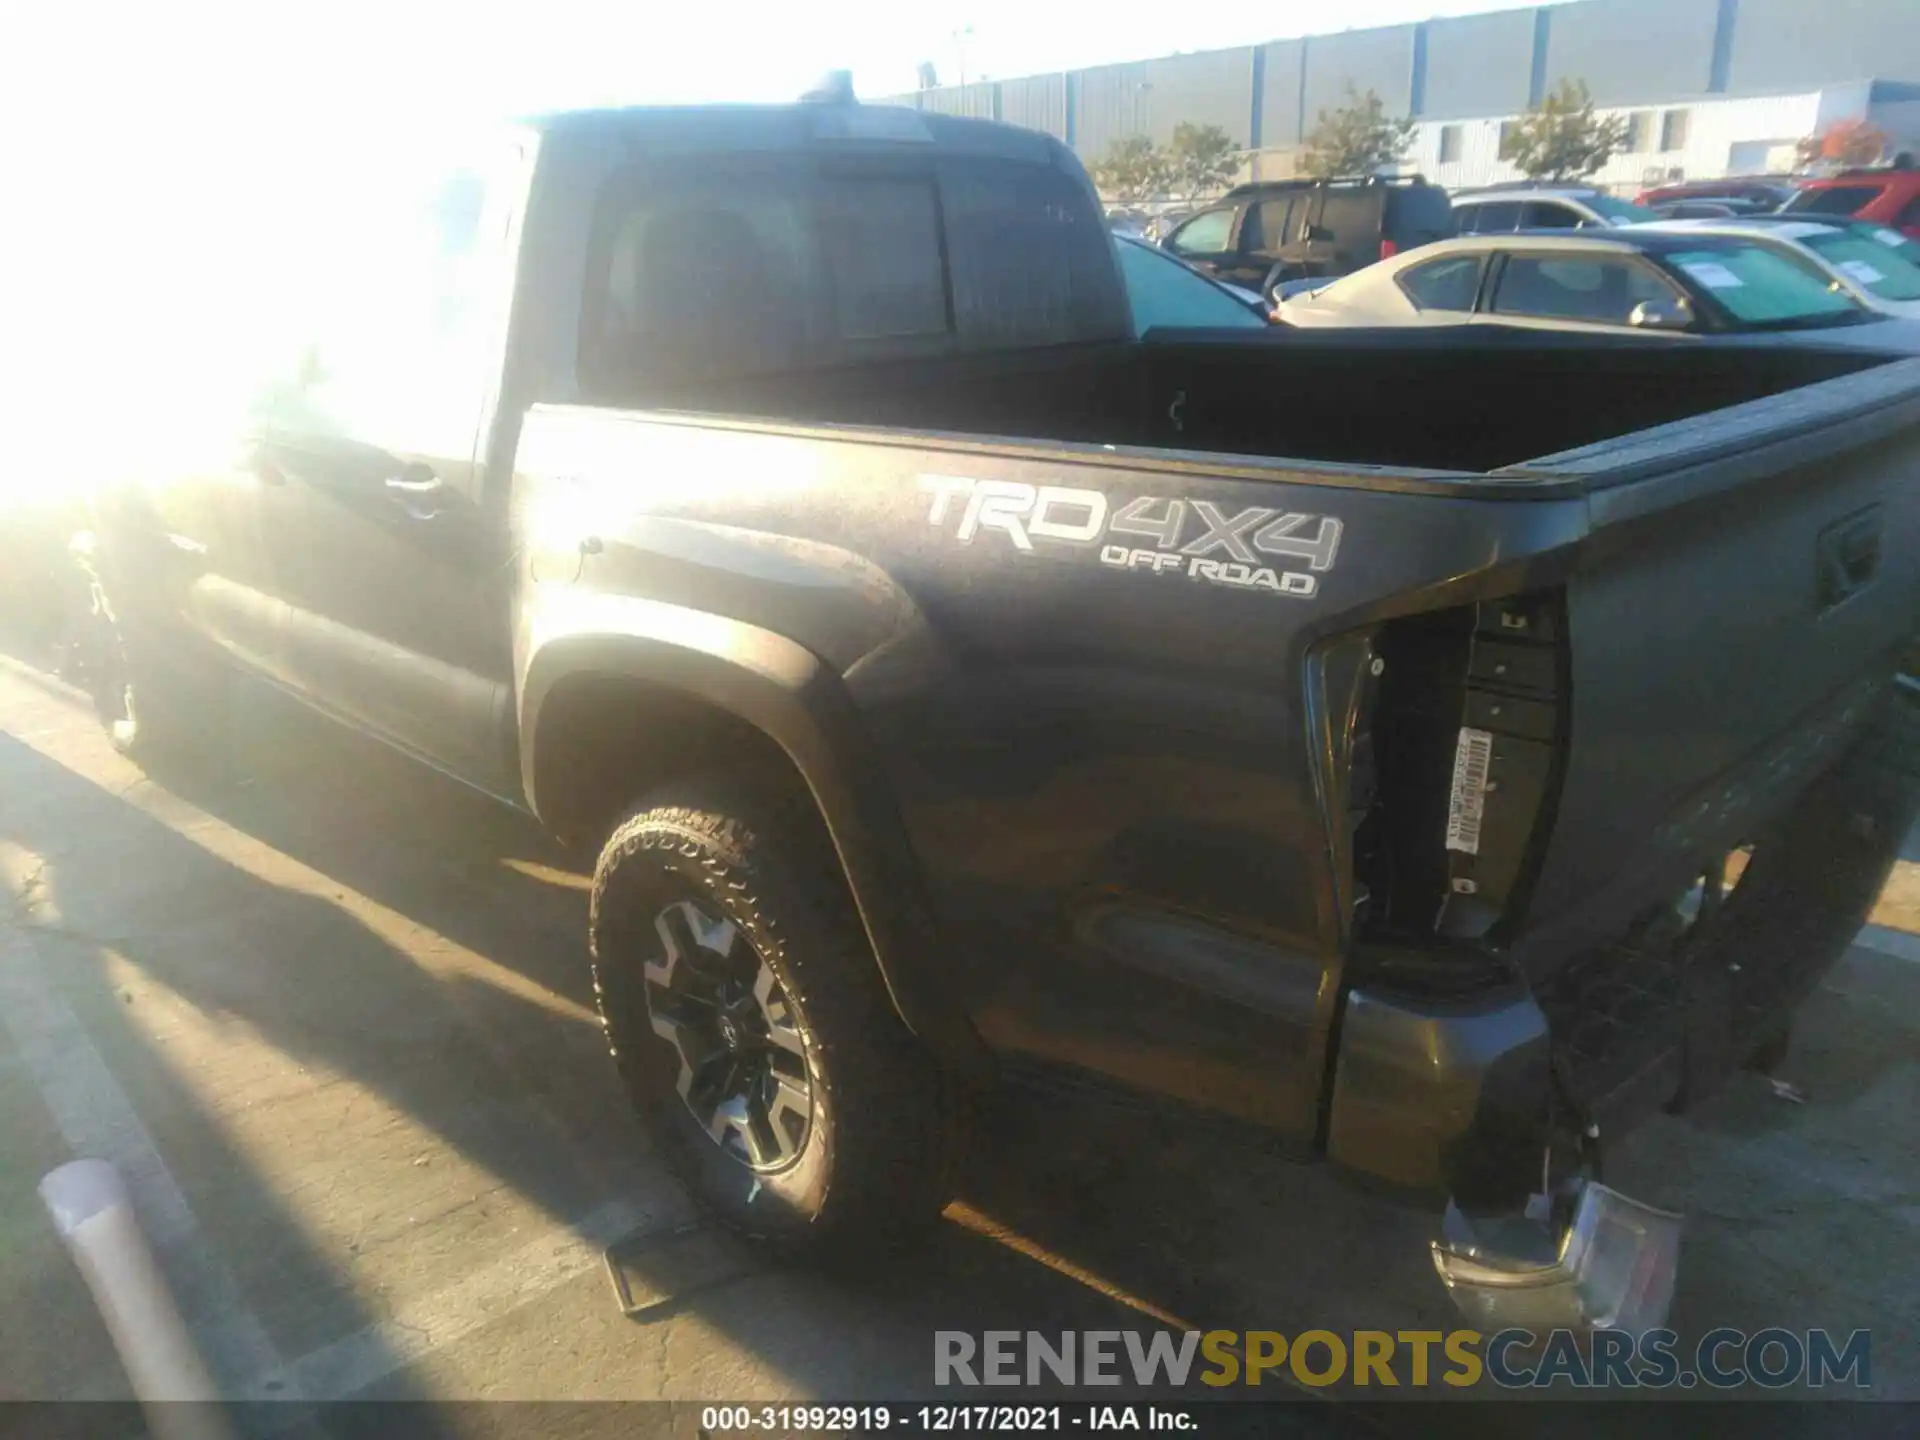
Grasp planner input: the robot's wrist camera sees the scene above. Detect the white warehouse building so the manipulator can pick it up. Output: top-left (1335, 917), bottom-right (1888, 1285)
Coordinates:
top-left (1412, 82), bottom-right (1916, 193)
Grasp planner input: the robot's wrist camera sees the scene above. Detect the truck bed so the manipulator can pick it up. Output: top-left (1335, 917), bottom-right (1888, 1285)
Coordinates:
top-left (584, 327), bottom-right (1895, 475)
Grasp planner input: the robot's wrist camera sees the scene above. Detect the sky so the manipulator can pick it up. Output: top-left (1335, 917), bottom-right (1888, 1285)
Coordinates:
top-left (0, 0), bottom-right (1536, 494)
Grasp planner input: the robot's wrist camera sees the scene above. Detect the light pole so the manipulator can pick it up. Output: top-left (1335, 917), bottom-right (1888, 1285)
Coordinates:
top-left (952, 24), bottom-right (974, 90)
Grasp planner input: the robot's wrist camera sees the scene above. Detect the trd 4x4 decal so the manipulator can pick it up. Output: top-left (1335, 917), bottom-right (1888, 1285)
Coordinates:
top-left (917, 476), bottom-right (1342, 598)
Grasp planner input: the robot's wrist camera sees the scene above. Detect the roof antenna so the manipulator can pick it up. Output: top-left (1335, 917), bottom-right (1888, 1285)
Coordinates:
top-left (800, 70), bottom-right (857, 105)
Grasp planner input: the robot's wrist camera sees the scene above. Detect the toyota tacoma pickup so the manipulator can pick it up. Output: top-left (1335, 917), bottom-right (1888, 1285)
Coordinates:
top-left (82, 95), bottom-right (1920, 1329)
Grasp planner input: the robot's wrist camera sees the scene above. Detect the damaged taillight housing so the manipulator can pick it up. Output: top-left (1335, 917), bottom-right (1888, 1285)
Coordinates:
top-left (1323, 588), bottom-right (1570, 960)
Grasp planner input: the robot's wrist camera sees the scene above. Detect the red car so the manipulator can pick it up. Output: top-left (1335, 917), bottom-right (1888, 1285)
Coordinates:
top-left (1781, 167), bottom-right (1920, 238)
top-left (1635, 178), bottom-right (1796, 209)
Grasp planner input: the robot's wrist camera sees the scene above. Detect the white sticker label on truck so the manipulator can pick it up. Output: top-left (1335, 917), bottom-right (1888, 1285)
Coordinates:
top-left (1445, 727), bottom-right (1494, 855)
top-left (1838, 259), bottom-right (1887, 285)
top-left (1874, 228), bottom-right (1908, 249)
top-left (1679, 261), bottom-right (1746, 290)
top-left (917, 476), bottom-right (1342, 598)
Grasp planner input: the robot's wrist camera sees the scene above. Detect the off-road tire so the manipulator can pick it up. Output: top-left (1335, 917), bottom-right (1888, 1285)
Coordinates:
top-left (589, 775), bottom-right (963, 1257)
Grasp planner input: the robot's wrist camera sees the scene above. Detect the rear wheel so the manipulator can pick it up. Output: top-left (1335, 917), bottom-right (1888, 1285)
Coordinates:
top-left (589, 776), bottom-right (963, 1256)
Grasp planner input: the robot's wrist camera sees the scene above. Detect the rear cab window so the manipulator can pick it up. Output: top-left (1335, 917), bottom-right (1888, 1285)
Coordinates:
top-left (1659, 243), bottom-right (1865, 328)
top-left (578, 152), bottom-right (1123, 391)
top-left (818, 178), bottom-right (947, 339)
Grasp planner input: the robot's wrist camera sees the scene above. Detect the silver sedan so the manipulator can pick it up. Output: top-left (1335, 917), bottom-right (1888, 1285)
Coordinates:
top-left (1275, 230), bottom-right (1920, 349)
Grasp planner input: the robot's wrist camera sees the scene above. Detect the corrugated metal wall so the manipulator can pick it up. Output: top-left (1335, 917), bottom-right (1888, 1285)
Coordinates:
top-left (1074, 48), bottom-right (1257, 156)
top-left (1424, 10), bottom-right (1539, 121)
top-left (1300, 25), bottom-right (1419, 131)
top-left (918, 82), bottom-right (996, 121)
top-left (1730, 0), bottom-right (1920, 95)
top-left (878, 0), bottom-right (1918, 177)
top-left (1543, 0), bottom-right (1722, 106)
top-left (1258, 39), bottom-right (1309, 147)
top-left (999, 74), bottom-right (1069, 141)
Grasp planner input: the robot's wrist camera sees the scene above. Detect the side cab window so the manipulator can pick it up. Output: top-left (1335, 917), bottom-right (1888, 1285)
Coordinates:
top-left (272, 134), bottom-right (529, 468)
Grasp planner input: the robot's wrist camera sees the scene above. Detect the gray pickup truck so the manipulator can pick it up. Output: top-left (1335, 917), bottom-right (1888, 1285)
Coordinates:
top-left (85, 96), bottom-right (1920, 1330)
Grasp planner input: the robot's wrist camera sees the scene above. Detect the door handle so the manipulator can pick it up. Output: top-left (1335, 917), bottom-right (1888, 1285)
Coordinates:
top-left (384, 465), bottom-right (442, 519)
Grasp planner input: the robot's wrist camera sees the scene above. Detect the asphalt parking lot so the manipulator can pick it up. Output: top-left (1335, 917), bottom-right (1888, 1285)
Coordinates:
top-left (2, 630), bottom-right (1917, 1431)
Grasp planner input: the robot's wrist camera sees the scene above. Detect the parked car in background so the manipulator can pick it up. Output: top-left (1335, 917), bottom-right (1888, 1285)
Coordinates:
top-left (1113, 234), bottom-right (1269, 333)
top-left (1451, 185), bottom-right (1660, 232)
top-left (1638, 216), bottom-right (1920, 319)
top-left (1782, 167), bottom-right (1920, 238)
top-left (1647, 197), bottom-right (1775, 220)
top-left (1275, 229), bottom-right (1917, 348)
top-left (1636, 177), bottom-right (1797, 210)
top-left (1142, 207), bottom-right (1192, 244)
top-left (1160, 174), bottom-right (1451, 297)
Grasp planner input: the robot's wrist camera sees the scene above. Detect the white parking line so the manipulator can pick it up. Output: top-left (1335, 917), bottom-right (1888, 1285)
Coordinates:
top-left (266, 1196), bottom-right (659, 1402)
top-left (6, 902), bottom-right (677, 1406)
top-left (0, 923), bottom-right (291, 1397)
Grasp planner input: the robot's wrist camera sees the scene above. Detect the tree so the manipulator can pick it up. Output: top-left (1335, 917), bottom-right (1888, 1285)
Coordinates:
top-left (1502, 79), bottom-right (1629, 181)
top-left (1796, 119), bottom-right (1889, 170)
top-left (915, 61), bottom-right (939, 91)
top-left (1165, 122), bottom-right (1240, 203)
top-left (1298, 84), bottom-right (1416, 178)
top-left (1090, 135), bottom-right (1171, 205)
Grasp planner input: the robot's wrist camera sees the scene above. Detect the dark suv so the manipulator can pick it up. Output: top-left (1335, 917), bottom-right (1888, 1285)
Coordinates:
top-left (1160, 174), bottom-right (1452, 296)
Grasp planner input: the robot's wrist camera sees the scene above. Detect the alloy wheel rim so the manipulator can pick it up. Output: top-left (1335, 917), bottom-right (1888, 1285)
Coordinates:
top-left (642, 898), bottom-right (813, 1172)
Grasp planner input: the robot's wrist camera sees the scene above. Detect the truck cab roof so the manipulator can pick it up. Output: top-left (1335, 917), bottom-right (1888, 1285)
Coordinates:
top-left (529, 100), bottom-right (1071, 168)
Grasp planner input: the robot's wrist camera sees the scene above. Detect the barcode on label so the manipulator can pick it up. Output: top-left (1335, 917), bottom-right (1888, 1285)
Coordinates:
top-left (1445, 727), bottom-right (1494, 855)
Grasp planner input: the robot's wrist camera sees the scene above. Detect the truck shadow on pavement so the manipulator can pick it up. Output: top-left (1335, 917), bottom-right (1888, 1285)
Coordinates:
top-left (0, 654), bottom-right (1450, 1416)
top-left (0, 665), bottom-right (1346, 1413)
